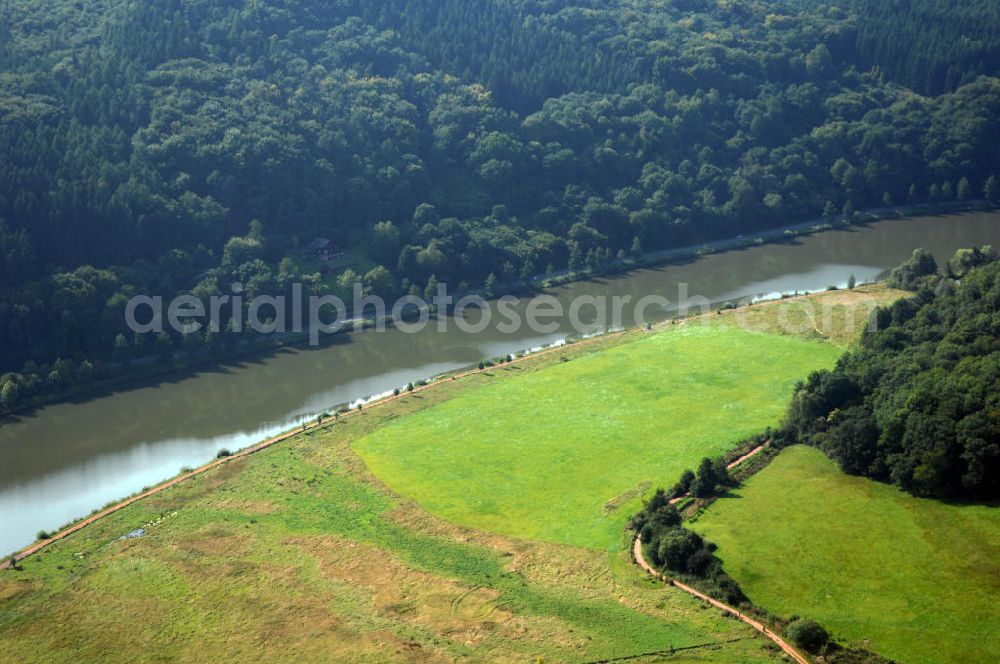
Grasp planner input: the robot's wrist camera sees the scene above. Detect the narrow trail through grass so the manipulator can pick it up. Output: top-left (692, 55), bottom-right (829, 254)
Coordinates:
top-left (631, 537), bottom-right (809, 664)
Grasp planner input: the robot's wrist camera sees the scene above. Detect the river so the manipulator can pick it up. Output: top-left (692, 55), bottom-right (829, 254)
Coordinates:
top-left (1, 210), bottom-right (998, 554)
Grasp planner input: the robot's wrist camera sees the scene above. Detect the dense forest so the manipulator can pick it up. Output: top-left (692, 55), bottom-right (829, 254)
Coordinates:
top-left (2, 0), bottom-right (1000, 407)
top-left (848, 0), bottom-right (1000, 95)
top-left (780, 250), bottom-right (1000, 501)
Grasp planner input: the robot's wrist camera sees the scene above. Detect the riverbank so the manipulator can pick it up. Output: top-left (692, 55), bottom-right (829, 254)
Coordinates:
top-left (2, 322), bottom-right (637, 563)
top-left (0, 284), bottom-right (910, 664)
top-left (3, 199), bottom-right (992, 419)
top-left (528, 199), bottom-right (995, 290)
top-left (2, 210), bottom-right (992, 557)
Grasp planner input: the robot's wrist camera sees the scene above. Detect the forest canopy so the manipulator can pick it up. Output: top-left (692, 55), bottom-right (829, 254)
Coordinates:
top-left (1, 0), bottom-right (1000, 406)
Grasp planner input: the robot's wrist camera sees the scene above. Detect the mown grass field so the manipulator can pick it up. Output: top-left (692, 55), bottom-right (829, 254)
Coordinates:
top-left (0, 331), bottom-right (783, 664)
top-left (355, 324), bottom-right (843, 550)
top-left (693, 445), bottom-right (1000, 664)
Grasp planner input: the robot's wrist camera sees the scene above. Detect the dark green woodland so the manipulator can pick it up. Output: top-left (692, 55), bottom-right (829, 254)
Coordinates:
top-left (2, 0), bottom-right (999, 406)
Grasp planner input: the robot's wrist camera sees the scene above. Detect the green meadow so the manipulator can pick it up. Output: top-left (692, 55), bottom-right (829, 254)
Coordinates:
top-left (355, 324), bottom-right (842, 550)
top-left (693, 445), bottom-right (1000, 664)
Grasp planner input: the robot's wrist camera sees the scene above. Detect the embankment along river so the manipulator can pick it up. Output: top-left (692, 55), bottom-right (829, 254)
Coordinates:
top-left (1, 211), bottom-right (998, 554)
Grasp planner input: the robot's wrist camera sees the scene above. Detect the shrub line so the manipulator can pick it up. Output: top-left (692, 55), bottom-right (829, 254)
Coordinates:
top-left (662, 442), bottom-right (769, 508)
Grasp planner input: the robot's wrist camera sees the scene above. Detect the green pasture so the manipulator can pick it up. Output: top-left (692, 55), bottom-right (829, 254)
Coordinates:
top-left (694, 445), bottom-right (1000, 664)
top-left (355, 325), bottom-right (842, 549)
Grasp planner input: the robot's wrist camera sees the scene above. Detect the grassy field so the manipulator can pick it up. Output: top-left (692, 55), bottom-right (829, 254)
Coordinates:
top-left (355, 324), bottom-right (843, 550)
top-left (693, 445), bottom-right (1000, 664)
top-left (0, 331), bottom-right (784, 664)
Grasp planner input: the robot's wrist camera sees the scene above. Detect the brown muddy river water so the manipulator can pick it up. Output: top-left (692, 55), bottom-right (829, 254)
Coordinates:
top-left (2, 211), bottom-right (998, 554)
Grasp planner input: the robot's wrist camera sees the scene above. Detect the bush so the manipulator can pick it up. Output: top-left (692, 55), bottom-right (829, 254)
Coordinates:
top-left (671, 469), bottom-right (696, 497)
top-left (686, 547), bottom-right (715, 575)
top-left (712, 458), bottom-right (732, 488)
top-left (888, 247), bottom-right (937, 290)
top-left (713, 574), bottom-right (749, 605)
top-left (786, 618), bottom-right (829, 653)
top-left (216, 449), bottom-right (232, 458)
top-left (692, 457), bottom-right (718, 498)
top-left (656, 528), bottom-right (704, 572)
top-left (37, 530), bottom-right (49, 540)
top-left (649, 504), bottom-right (681, 529)
top-left (0, 380), bottom-right (21, 410)
top-left (645, 488), bottom-right (669, 511)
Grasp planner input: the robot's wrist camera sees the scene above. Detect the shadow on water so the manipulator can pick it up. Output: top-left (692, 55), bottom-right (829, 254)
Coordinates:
top-left (2, 331), bottom-right (358, 422)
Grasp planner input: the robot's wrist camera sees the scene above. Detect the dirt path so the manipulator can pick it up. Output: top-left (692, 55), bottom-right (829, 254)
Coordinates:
top-left (631, 537), bottom-right (809, 664)
top-left (726, 443), bottom-right (767, 470)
